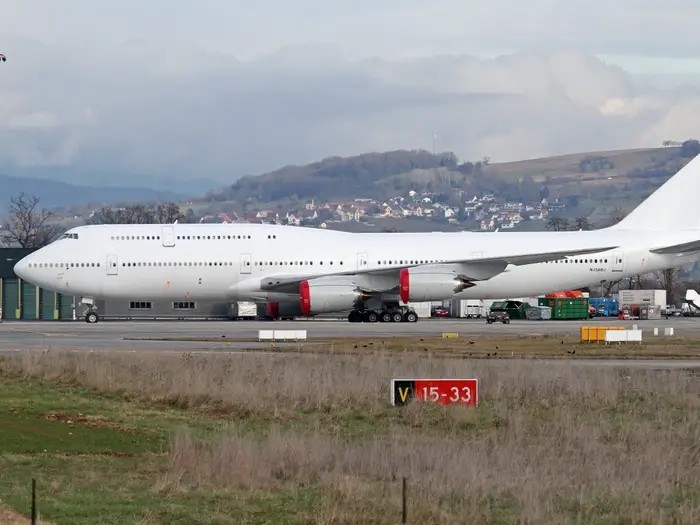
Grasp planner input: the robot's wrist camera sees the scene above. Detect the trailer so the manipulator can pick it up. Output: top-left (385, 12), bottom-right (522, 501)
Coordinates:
top-left (231, 301), bottom-right (258, 320)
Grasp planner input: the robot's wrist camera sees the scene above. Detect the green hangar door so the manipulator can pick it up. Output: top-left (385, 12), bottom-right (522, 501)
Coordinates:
top-left (21, 280), bottom-right (38, 320)
top-left (2, 278), bottom-right (20, 319)
top-left (58, 294), bottom-right (75, 320)
top-left (40, 289), bottom-right (57, 320)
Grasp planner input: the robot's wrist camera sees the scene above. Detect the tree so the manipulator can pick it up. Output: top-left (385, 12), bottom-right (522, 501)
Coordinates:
top-left (546, 216), bottom-right (570, 231)
top-left (680, 139), bottom-right (700, 158)
top-left (1, 193), bottom-right (61, 248)
top-left (573, 217), bottom-right (591, 231)
top-left (86, 202), bottom-right (183, 225)
top-left (657, 268), bottom-right (679, 306)
top-left (603, 207), bottom-right (626, 227)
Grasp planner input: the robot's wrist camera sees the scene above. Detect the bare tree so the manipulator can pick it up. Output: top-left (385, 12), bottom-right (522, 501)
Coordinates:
top-left (573, 216), bottom-right (591, 231)
top-left (656, 268), bottom-right (679, 306)
top-left (87, 202), bottom-right (183, 225)
top-left (1, 193), bottom-right (61, 248)
top-left (546, 216), bottom-right (570, 231)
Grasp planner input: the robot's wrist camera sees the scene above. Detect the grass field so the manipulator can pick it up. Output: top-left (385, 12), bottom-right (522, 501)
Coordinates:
top-left (1, 348), bottom-right (700, 524)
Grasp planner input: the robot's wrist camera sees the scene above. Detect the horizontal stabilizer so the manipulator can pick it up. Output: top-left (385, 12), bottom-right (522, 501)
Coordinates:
top-left (650, 240), bottom-right (700, 255)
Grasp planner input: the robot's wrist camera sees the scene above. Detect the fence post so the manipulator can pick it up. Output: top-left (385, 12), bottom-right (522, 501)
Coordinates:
top-left (401, 477), bottom-right (407, 525)
top-left (31, 478), bottom-right (37, 525)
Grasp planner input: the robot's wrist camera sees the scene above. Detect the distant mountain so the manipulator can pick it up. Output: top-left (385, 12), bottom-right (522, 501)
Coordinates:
top-left (206, 149), bottom-right (460, 204)
top-left (0, 173), bottom-right (182, 213)
top-left (201, 142), bottom-right (700, 225)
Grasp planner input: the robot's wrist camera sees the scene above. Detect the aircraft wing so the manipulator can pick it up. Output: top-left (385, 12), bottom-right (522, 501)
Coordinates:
top-left (256, 245), bottom-right (619, 293)
top-left (650, 240), bottom-right (700, 255)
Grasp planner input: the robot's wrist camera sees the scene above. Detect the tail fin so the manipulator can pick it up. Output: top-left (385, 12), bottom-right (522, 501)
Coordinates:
top-left (609, 153), bottom-right (700, 231)
top-left (685, 289), bottom-right (700, 304)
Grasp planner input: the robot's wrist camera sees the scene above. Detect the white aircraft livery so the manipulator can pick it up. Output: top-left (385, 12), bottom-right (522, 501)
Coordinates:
top-left (14, 153), bottom-right (700, 323)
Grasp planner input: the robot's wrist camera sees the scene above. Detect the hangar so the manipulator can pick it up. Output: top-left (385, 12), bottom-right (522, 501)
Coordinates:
top-left (1, 248), bottom-right (78, 320)
top-left (0, 248), bottom-right (233, 320)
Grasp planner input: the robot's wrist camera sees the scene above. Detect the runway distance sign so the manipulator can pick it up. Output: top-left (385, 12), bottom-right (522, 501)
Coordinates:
top-left (391, 379), bottom-right (479, 407)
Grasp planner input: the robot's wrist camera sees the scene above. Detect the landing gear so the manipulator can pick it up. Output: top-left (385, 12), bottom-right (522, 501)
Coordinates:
top-left (348, 303), bottom-right (418, 323)
top-left (348, 310), bottom-right (363, 323)
top-left (82, 298), bottom-right (100, 324)
top-left (404, 311), bottom-right (418, 323)
top-left (85, 311), bottom-right (99, 324)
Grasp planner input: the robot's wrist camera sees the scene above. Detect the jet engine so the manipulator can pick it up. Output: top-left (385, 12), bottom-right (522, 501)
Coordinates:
top-left (399, 268), bottom-right (472, 303)
top-left (299, 279), bottom-right (365, 315)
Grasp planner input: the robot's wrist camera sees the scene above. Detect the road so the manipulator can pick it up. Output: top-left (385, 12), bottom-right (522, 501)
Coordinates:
top-left (1, 317), bottom-right (698, 355)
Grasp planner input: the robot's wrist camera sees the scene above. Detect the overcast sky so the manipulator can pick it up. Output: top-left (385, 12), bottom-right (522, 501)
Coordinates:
top-left (2, 0), bottom-right (700, 188)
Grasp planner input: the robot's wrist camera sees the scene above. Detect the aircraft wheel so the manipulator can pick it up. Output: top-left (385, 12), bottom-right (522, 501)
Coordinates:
top-left (404, 311), bottom-right (418, 323)
top-left (380, 311), bottom-right (392, 323)
top-left (391, 312), bottom-right (403, 323)
top-left (85, 312), bottom-right (99, 324)
top-left (365, 311), bottom-right (379, 323)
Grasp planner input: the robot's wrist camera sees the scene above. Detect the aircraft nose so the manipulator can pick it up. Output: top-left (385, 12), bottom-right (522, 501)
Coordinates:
top-left (13, 256), bottom-right (31, 280)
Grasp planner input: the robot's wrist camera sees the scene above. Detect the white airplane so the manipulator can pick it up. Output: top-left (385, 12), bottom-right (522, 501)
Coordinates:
top-left (13, 154), bottom-right (700, 324)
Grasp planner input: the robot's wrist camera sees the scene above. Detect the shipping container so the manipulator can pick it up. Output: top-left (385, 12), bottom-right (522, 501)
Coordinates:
top-left (618, 289), bottom-right (666, 307)
top-left (538, 297), bottom-right (589, 319)
top-left (639, 304), bottom-right (662, 320)
top-left (525, 306), bottom-right (552, 320)
top-left (588, 297), bottom-right (619, 317)
top-left (450, 299), bottom-right (487, 318)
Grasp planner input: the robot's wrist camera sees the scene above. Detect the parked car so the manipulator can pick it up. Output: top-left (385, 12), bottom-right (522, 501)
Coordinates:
top-left (431, 306), bottom-right (450, 318)
top-left (486, 310), bottom-right (510, 324)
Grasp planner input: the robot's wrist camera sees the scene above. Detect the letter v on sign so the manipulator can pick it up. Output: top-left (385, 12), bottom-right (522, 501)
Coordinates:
top-left (391, 380), bottom-right (415, 406)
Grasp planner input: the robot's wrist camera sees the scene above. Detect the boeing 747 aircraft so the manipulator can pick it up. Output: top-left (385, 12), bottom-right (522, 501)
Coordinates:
top-left (14, 154), bottom-right (700, 323)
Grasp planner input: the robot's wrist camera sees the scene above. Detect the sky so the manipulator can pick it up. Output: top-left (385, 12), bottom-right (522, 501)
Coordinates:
top-left (2, 0), bottom-right (700, 189)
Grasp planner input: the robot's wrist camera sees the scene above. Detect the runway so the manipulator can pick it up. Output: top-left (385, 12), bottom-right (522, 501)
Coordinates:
top-left (1, 317), bottom-right (699, 357)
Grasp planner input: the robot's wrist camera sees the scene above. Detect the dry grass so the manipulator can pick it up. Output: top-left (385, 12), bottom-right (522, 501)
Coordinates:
top-left (0, 506), bottom-right (54, 525)
top-left (128, 333), bottom-right (700, 359)
top-left (3, 350), bottom-right (700, 523)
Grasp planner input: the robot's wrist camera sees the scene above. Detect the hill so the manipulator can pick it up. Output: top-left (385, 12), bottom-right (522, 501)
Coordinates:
top-left (202, 141), bottom-right (700, 225)
top-left (0, 174), bottom-right (182, 213)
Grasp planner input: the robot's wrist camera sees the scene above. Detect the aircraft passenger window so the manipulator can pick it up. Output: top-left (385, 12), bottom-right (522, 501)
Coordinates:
top-left (340, 261), bottom-right (343, 265)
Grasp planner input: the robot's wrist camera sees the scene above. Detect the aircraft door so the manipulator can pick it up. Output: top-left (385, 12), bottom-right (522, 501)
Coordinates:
top-left (106, 254), bottom-right (118, 275)
top-left (612, 251), bottom-right (624, 272)
top-left (357, 253), bottom-right (368, 270)
top-left (161, 225), bottom-right (175, 247)
top-left (240, 253), bottom-right (252, 274)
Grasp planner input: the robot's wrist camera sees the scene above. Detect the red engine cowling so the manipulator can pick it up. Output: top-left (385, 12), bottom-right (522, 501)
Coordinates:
top-left (399, 268), bottom-right (470, 303)
top-left (299, 280), bottom-right (364, 315)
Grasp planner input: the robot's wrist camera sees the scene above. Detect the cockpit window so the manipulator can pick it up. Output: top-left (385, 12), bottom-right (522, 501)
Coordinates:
top-left (58, 233), bottom-right (79, 240)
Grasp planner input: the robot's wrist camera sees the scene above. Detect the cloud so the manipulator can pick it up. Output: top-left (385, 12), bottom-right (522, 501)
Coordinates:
top-left (2, 30), bottom-right (700, 188)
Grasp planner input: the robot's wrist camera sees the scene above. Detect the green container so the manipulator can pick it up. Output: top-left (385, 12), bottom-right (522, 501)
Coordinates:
top-left (2, 278), bottom-right (20, 319)
top-left (545, 297), bottom-right (589, 320)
